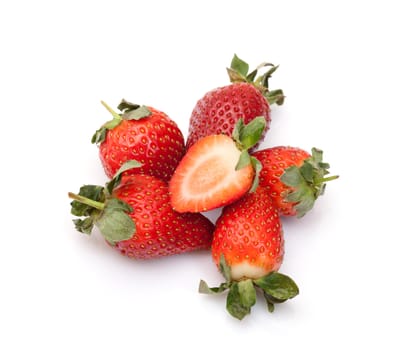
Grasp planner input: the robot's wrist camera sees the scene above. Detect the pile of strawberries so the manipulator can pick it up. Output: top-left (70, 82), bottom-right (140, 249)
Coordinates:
top-left (69, 55), bottom-right (338, 320)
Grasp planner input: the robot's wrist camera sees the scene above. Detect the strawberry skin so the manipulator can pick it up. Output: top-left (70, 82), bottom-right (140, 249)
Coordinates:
top-left (69, 162), bottom-right (214, 260)
top-left (113, 174), bottom-right (214, 259)
top-left (253, 146), bottom-right (310, 216)
top-left (186, 82), bottom-right (270, 150)
top-left (186, 55), bottom-right (284, 151)
top-left (211, 186), bottom-right (284, 280)
top-left (200, 186), bottom-right (299, 320)
top-left (253, 146), bottom-right (339, 217)
top-left (93, 101), bottom-right (185, 182)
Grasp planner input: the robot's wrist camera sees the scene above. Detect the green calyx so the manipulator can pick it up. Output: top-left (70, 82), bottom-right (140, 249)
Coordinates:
top-left (227, 54), bottom-right (285, 106)
top-left (68, 160), bottom-right (142, 244)
top-left (199, 255), bottom-right (299, 320)
top-left (281, 148), bottom-right (339, 218)
top-left (91, 99), bottom-right (152, 145)
top-left (232, 117), bottom-right (265, 193)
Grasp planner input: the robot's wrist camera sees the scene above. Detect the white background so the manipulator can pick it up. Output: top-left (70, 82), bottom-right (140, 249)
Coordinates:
top-left (1, 0), bottom-right (404, 349)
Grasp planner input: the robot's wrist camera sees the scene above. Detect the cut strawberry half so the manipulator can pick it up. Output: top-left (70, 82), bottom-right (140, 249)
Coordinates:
top-left (169, 117), bottom-right (265, 213)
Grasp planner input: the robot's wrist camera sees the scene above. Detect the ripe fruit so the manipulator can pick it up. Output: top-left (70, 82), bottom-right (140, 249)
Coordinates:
top-left (68, 161), bottom-right (214, 259)
top-left (92, 99), bottom-right (185, 182)
top-left (211, 186), bottom-right (284, 278)
top-left (199, 186), bottom-right (299, 320)
top-left (169, 117), bottom-right (265, 213)
top-left (253, 146), bottom-right (339, 217)
top-left (186, 54), bottom-right (284, 150)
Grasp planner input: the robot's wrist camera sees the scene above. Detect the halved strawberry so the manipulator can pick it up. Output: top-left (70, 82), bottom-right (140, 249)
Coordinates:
top-left (169, 117), bottom-right (265, 213)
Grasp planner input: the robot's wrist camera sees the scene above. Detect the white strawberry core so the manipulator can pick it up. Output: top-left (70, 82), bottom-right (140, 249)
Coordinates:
top-left (176, 135), bottom-right (253, 212)
top-left (186, 137), bottom-right (240, 189)
top-left (230, 262), bottom-right (267, 280)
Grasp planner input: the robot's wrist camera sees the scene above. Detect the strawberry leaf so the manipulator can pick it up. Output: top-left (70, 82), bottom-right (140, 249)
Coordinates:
top-left (300, 161), bottom-right (314, 183)
top-left (263, 293), bottom-right (275, 313)
top-left (281, 166), bottom-right (304, 187)
top-left (249, 156), bottom-right (262, 193)
top-left (226, 68), bottom-right (246, 83)
top-left (237, 117), bottom-right (266, 150)
top-left (91, 117), bottom-right (122, 144)
top-left (117, 99), bottom-right (140, 112)
top-left (230, 54), bottom-right (249, 78)
top-left (227, 54), bottom-right (284, 105)
top-left (290, 193), bottom-right (315, 218)
top-left (263, 290), bottom-right (291, 313)
top-left (246, 69), bottom-right (257, 82)
top-left (106, 160), bottom-right (143, 195)
top-left (122, 105), bottom-right (152, 121)
top-left (91, 101), bottom-right (123, 144)
top-left (254, 272), bottom-right (299, 301)
top-left (226, 280), bottom-right (256, 320)
top-left (232, 117), bottom-right (265, 152)
top-left (281, 148), bottom-right (339, 217)
top-left (70, 185), bottom-right (105, 217)
top-left (232, 118), bottom-right (264, 192)
top-left (235, 150), bottom-right (251, 170)
top-left (238, 280), bottom-right (257, 308)
top-left (91, 127), bottom-right (107, 145)
top-left (104, 197), bottom-right (133, 212)
top-left (310, 147), bottom-right (323, 163)
top-left (219, 254), bottom-right (232, 283)
top-left (69, 162), bottom-right (143, 244)
top-left (198, 256), bottom-right (232, 294)
top-left (73, 217), bottom-right (95, 234)
top-left (198, 280), bottom-right (230, 294)
top-left (263, 291), bottom-right (288, 304)
top-left (69, 187), bottom-right (135, 243)
top-left (256, 64), bottom-right (278, 88)
top-left (264, 89), bottom-right (285, 105)
top-left (282, 166), bottom-right (316, 217)
top-left (232, 118), bottom-right (241, 143)
top-left (95, 198), bottom-right (135, 244)
top-left (68, 187), bottom-right (106, 236)
top-left (117, 98), bottom-right (152, 120)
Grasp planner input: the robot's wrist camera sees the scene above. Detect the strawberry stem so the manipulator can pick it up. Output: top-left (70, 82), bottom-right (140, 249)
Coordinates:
top-left (314, 175), bottom-right (339, 185)
top-left (68, 192), bottom-right (105, 211)
top-left (101, 100), bottom-right (121, 120)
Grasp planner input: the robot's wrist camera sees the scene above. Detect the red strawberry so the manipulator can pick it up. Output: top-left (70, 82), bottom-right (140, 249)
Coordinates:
top-left (186, 54), bottom-right (284, 150)
top-left (68, 161), bottom-right (214, 259)
top-left (211, 186), bottom-right (285, 278)
top-left (169, 117), bottom-right (265, 213)
top-left (92, 99), bottom-right (185, 182)
top-left (253, 146), bottom-right (339, 217)
top-left (199, 186), bottom-right (299, 320)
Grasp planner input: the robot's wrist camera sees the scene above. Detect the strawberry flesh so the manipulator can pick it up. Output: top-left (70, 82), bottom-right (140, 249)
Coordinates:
top-left (169, 134), bottom-right (254, 213)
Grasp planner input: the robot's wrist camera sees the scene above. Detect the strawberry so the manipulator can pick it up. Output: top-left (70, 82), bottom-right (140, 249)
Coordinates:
top-left (199, 186), bottom-right (299, 320)
top-left (252, 146), bottom-right (339, 217)
top-left (169, 117), bottom-right (265, 213)
top-left (92, 99), bottom-right (185, 182)
top-left (68, 161), bottom-right (214, 259)
top-left (185, 54), bottom-right (284, 150)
